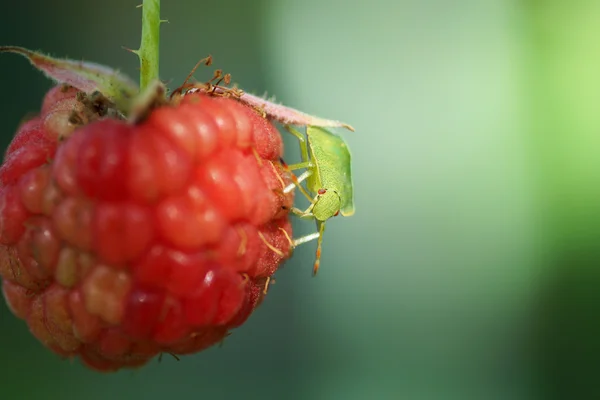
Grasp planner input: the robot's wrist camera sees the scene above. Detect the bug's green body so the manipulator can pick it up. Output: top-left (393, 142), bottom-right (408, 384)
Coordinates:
top-left (280, 125), bottom-right (355, 275)
top-left (305, 126), bottom-right (354, 218)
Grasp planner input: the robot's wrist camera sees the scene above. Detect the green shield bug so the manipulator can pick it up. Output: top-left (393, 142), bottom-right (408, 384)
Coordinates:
top-left (279, 125), bottom-right (355, 275)
top-left (175, 65), bottom-right (356, 276)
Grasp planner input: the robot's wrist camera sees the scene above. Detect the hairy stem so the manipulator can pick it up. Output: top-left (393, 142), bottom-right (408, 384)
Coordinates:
top-left (138, 0), bottom-right (161, 91)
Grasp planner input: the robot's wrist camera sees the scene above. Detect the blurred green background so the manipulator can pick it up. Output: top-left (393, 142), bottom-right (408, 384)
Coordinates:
top-left (1, 0), bottom-right (600, 399)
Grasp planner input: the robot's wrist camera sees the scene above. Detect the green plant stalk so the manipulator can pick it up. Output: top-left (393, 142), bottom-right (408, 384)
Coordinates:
top-left (138, 0), bottom-right (160, 91)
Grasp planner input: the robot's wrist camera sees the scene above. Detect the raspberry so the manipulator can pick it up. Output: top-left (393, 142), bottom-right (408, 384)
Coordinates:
top-left (0, 85), bottom-right (294, 371)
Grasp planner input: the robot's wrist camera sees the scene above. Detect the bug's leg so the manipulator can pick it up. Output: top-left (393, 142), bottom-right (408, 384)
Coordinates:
top-left (277, 225), bottom-right (318, 254)
top-left (284, 125), bottom-right (310, 164)
top-left (280, 125), bottom-right (318, 204)
top-left (292, 231), bottom-right (321, 247)
top-left (283, 170), bottom-right (314, 198)
top-left (268, 159), bottom-right (308, 209)
top-left (312, 221), bottom-right (327, 276)
top-left (285, 161), bottom-right (312, 171)
top-left (290, 207), bottom-right (314, 219)
top-left (290, 194), bottom-right (319, 218)
top-left (279, 158), bottom-right (314, 201)
top-left (285, 229), bottom-right (323, 275)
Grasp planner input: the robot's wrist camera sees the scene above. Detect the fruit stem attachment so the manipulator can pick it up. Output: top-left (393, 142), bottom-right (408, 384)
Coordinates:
top-left (138, 0), bottom-right (161, 91)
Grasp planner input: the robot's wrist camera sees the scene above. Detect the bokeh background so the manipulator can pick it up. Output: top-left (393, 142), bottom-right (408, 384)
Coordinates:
top-left (1, 0), bottom-right (600, 399)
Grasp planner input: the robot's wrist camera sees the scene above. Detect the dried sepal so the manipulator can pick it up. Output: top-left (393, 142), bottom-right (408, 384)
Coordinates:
top-left (0, 46), bottom-right (138, 114)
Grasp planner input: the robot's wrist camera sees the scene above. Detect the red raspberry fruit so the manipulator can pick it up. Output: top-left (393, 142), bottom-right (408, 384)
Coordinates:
top-left (0, 85), bottom-right (294, 372)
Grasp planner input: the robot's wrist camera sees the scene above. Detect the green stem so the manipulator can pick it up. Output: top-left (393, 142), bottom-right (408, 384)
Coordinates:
top-left (138, 0), bottom-right (160, 91)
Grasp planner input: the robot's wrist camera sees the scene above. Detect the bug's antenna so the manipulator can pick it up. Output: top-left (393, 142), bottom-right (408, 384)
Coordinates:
top-left (312, 222), bottom-right (327, 276)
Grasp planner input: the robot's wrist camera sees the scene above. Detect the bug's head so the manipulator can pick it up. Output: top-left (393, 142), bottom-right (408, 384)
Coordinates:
top-left (313, 188), bottom-right (341, 222)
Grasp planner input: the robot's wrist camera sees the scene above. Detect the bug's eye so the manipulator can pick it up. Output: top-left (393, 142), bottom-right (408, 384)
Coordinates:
top-left (334, 210), bottom-right (340, 217)
top-left (318, 188), bottom-right (327, 195)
